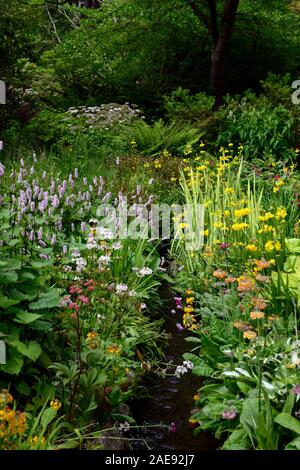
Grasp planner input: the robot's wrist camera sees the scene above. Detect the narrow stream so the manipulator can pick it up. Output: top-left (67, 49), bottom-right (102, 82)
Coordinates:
top-left (130, 283), bottom-right (218, 451)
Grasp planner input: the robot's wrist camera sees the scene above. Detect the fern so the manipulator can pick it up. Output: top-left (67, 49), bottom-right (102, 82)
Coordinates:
top-left (120, 118), bottom-right (204, 156)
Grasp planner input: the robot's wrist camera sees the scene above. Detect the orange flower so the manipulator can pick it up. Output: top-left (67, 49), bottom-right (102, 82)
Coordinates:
top-left (213, 269), bottom-right (227, 279)
top-left (233, 320), bottom-right (252, 331)
top-left (268, 315), bottom-right (279, 322)
top-left (255, 274), bottom-right (270, 283)
top-left (243, 330), bottom-right (257, 340)
top-left (225, 275), bottom-right (236, 284)
top-left (251, 297), bottom-right (267, 311)
top-left (237, 276), bottom-right (255, 292)
top-left (250, 311), bottom-right (265, 320)
top-left (255, 259), bottom-right (271, 270)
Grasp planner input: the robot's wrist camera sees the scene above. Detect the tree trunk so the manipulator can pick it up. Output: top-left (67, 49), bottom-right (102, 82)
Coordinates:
top-left (210, 0), bottom-right (240, 109)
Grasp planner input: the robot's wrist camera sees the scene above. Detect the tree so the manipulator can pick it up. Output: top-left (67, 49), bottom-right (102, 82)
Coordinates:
top-left (188, 0), bottom-right (240, 108)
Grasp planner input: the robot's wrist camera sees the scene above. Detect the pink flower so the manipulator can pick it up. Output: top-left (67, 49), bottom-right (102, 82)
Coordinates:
top-left (222, 409), bottom-right (237, 420)
top-left (169, 422), bottom-right (177, 433)
top-left (77, 295), bottom-right (89, 304)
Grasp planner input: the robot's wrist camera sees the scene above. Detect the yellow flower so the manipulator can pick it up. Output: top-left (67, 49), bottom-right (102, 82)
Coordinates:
top-left (201, 229), bottom-right (209, 236)
top-left (274, 241), bottom-right (281, 251)
top-left (265, 241), bottom-right (275, 252)
top-left (186, 297), bottom-right (195, 304)
top-left (259, 212), bottom-right (274, 222)
top-left (107, 344), bottom-right (122, 355)
top-left (178, 222), bottom-right (189, 229)
top-left (225, 187), bottom-right (234, 195)
top-left (214, 222), bottom-right (223, 229)
top-left (185, 289), bottom-right (194, 295)
top-left (275, 207), bottom-right (287, 219)
top-left (243, 331), bottom-right (257, 340)
top-left (189, 417), bottom-right (198, 424)
top-left (193, 394), bottom-right (200, 401)
top-left (184, 305), bottom-right (194, 313)
top-left (231, 222), bottom-right (249, 231)
top-left (234, 208), bottom-right (251, 218)
top-left (30, 435), bottom-right (46, 446)
top-left (258, 224), bottom-right (275, 234)
top-left (246, 244), bottom-right (257, 252)
top-left (170, 177), bottom-right (177, 182)
top-left (265, 241), bottom-right (281, 252)
top-left (50, 399), bottom-right (61, 411)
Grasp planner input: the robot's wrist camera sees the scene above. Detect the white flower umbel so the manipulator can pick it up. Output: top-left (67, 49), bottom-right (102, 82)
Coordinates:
top-left (138, 267), bottom-right (153, 276)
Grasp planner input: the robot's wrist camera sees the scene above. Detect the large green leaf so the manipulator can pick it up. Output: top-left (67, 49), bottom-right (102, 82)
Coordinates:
top-left (29, 289), bottom-right (61, 310)
top-left (13, 340), bottom-right (42, 361)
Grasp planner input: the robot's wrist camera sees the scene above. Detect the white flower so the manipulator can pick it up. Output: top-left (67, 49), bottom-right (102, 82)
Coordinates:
top-left (183, 360), bottom-right (193, 370)
top-left (71, 248), bottom-right (81, 259)
top-left (119, 422), bottom-right (130, 432)
top-left (175, 365), bottom-right (188, 378)
top-left (76, 257), bottom-right (87, 272)
top-left (97, 314), bottom-right (105, 323)
top-left (140, 303), bottom-right (147, 310)
top-left (112, 241), bottom-right (122, 250)
top-left (128, 290), bottom-right (137, 297)
top-left (96, 226), bottom-right (114, 239)
top-left (138, 267), bottom-right (153, 276)
top-left (63, 265), bottom-right (72, 272)
top-left (98, 255), bottom-right (111, 267)
top-left (116, 283), bottom-right (128, 294)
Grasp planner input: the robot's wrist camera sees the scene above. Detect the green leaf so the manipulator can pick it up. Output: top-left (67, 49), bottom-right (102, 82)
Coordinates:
top-left (15, 312), bottom-right (43, 324)
top-left (16, 381), bottom-right (31, 396)
top-left (41, 407), bottom-right (57, 428)
top-left (14, 340), bottom-right (42, 361)
top-left (222, 428), bottom-right (250, 450)
top-left (0, 292), bottom-right (20, 309)
top-left (286, 437), bottom-right (300, 450)
top-left (29, 289), bottom-right (61, 310)
top-left (0, 354), bottom-right (23, 375)
top-left (274, 413), bottom-right (300, 436)
top-left (0, 270), bottom-right (18, 283)
top-left (283, 392), bottom-right (295, 414)
top-left (30, 259), bottom-right (53, 269)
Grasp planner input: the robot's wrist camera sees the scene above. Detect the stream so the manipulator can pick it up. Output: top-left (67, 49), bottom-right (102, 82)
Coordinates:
top-left (130, 283), bottom-right (218, 451)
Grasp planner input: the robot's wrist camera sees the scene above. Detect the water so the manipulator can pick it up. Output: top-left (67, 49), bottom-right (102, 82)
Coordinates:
top-left (130, 285), bottom-right (218, 450)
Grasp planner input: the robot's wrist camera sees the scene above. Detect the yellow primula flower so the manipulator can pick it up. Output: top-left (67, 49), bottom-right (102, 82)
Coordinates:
top-left (246, 244), bottom-right (257, 252)
top-left (50, 399), bottom-right (61, 411)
